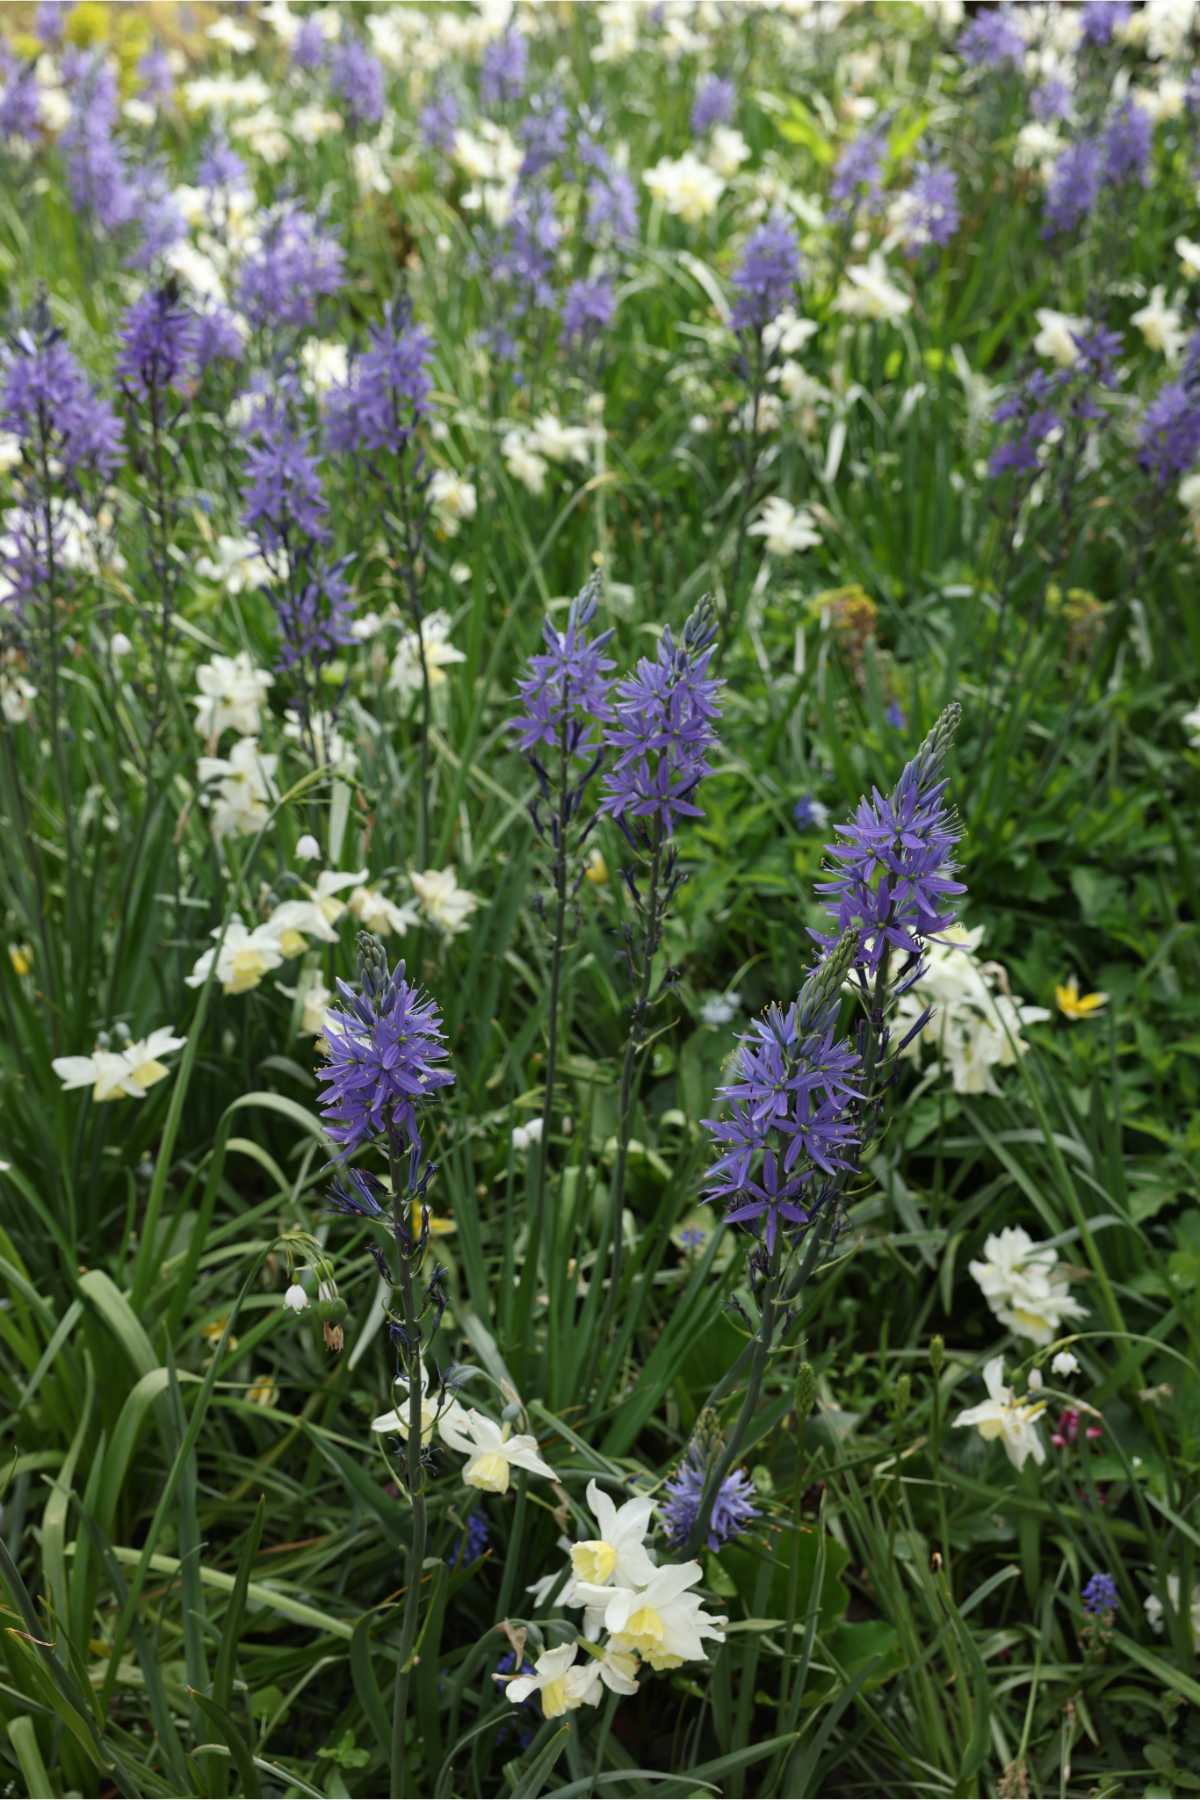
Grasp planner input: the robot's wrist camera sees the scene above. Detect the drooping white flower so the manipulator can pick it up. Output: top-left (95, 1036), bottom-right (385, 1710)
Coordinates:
top-left (501, 1643), bottom-right (601, 1717)
top-left (185, 917), bottom-right (286, 995)
top-left (1050, 1351), bottom-right (1080, 1378)
top-left (295, 833), bottom-right (321, 862)
top-left (700, 992), bottom-right (740, 1027)
top-left (371, 1362), bottom-right (449, 1446)
top-left (644, 152), bottom-right (725, 224)
top-left (953, 1356), bottom-right (1047, 1470)
top-left (197, 737), bottom-right (279, 838)
top-left (192, 651), bottom-right (274, 740)
top-left (438, 1406), bottom-right (558, 1493)
top-left (576, 1560), bottom-right (728, 1670)
top-left (410, 866), bottom-right (481, 937)
top-left (511, 1118), bottom-right (544, 1153)
top-left (0, 671), bottom-right (36, 723)
top-left (389, 611), bottom-right (467, 697)
top-left (283, 1282), bottom-right (310, 1312)
top-left (747, 496), bottom-right (821, 556)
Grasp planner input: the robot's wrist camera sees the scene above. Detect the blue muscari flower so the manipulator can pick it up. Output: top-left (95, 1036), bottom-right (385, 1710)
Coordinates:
top-left (662, 1440), bottom-right (758, 1551)
top-left (446, 1511), bottom-right (490, 1567)
top-left (561, 276), bottom-right (616, 346)
top-left (730, 212), bottom-right (802, 333)
top-left (813, 705), bottom-right (964, 979)
top-left (1043, 139), bottom-right (1102, 237)
top-left (1082, 1571), bottom-right (1118, 1615)
top-left (885, 701), bottom-right (907, 730)
top-left (237, 205), bottom-right (345, 331)
top-left (481, 29), bottom-right (527, 107)
top-left (600, 600), bottom-right (723, 842)
top-left (1101, 99), bottom-right (1151, 188)
top-left (957, 7), bottom-right (1024, 68)
top-left (510, 577), bottom-right (615, 761)
top-left (318, 951), bottom-right (454, 1158)
top-left (330, 38), bottom-right (386, 129)
top-left (691, 75), bottom-right (735, 136)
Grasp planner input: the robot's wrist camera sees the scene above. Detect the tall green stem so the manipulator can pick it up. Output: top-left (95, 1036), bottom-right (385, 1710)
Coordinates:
top-left (388, 1140), bottom-right (429, 1800)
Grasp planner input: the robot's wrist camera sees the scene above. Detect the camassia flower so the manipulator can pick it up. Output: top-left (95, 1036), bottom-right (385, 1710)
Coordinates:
top-left (600, 600), bottom-right (723, 841)
top-left (662, 1440), bottom-right (758, 1551)
top-left (510, 576), bottom-right (615, 761)
top-left (318, 951), bottom-right (453, 1156)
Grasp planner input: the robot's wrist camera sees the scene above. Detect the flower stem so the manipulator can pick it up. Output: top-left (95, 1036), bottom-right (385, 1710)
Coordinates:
top-left (388, 1142), bottom-right (429, 1800)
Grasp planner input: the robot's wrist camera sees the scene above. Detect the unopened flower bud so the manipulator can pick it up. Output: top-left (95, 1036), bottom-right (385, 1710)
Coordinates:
top-left (283, 1283), bottom-right (309, 1313)
top-left (317, 1295), bottom-right (348, 1325)
top-left (929, 1334), bottom-right (944, 1377)
top-left (894, 1374), bottom-right (911, 1414)
top-left (794, 1361), bottom-right (816, 1424)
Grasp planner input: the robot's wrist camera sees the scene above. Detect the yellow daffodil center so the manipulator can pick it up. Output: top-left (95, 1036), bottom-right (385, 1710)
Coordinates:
top-left (540, 1677), bottom-right (569, 1718)
top-left (276, 928), bottom-right (308, 958)
top-left (127, 1057), bottom-right (170, 1092)
top-left (228, 948), bottom-right (270, 993)
top-left (571, 1540), bottom-right (618, 1584)
top-left (464, 1450), bottom-right (511, 1493)
top-left (616, 1605), bottom-right (665, 1658)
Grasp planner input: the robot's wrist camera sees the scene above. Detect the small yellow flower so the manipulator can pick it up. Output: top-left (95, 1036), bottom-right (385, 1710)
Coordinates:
top-left (201, 1316), bottom-right (239, 1353)
top-left (584, 848), bottom-right (608, 886)
top-left (1055, 977), bottom-right (1109, 1021)
top-left (411, 1199), bottom-right (456, 1238)
top-left (9, 943), bottom-right (32, 977)
top-left (246, 1376), bottom-right (279, 1408)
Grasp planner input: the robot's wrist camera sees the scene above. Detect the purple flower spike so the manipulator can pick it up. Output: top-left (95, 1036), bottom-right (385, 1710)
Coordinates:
top-left (662, 1440), bottom-right (758, 1550)
top-left (330, 38), bottom-right (386, 128)
top-left (600, 599), bottom-right (723, 842)
top-left (813, 705), bottom-right (964, 978)
top-left (957, 7), bottom-right (1024, 68)
top-left (561, 276), bottom-right (616, 346)
top-left (319, 945), bottom-right (454, 1158)
top-left (511, 574), bottom-right (615, 761)
top-left (1, 328), bottom-right (122, 479)
top-left (116, 286), bottom-right (198, 397)
top-left (325, 301), bottom-right (433, 455)
top-left (1043, 139), bottom-right (1102, 237)
top-left (481, 29), bottom-right (527, 107)
top-left (730, 212), bottom-right (802, 333)
top-left (691, 75), bottom-right (735, 136)
top-left (237, 205), bottom-right (344, 331)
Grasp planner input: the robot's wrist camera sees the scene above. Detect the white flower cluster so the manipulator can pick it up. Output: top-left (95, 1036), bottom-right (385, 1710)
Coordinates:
top-left (968, 1225), bottom-right (1088, 1346)
top-left (895, 922), bottom-right (1050, 1095)
top-left (506, 1480), bottom-right (726, 1718)
top-left (371, 1364), bottom-right (557, 1496)
top-left (53, 1026), bottom-right (186, 1102)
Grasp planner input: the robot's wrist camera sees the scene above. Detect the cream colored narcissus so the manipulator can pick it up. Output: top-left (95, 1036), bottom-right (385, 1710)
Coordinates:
top-left (53, 1027), bottom-right (186, 1102)
top-left (185, 917), bottom-right (287, 995)
top-left (388, 610), bottom-right (467, 696)
top-left (192, 650), bottom-right (274, 740)
top-left (410, 866), bottom-right (481, 937)
top-left (968, 1225), bottom-right (1087, 1345)
top-left (575, 1561), bottom-right (728, 1670)
top-left (437, 1405), bottom-right (558, 1494)
top-left (500, 1644), bottom-right (601, 1718)
top-left (747, 496), bottom-right (821, 556)
top-left (953, 1356), bottom-right (1048, 1470)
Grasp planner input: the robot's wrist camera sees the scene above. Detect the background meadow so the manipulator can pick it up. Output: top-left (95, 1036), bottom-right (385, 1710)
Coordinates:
top-left (1, 1), bottom-right (1199, 1796)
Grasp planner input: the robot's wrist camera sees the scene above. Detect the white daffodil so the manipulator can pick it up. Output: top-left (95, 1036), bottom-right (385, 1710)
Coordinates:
top-left (266, 899), bottom-right (339, 958)
top-left (1145, 1574), bottom-right (1200, 1636)
top-left (389, 611), bottom-right (467, 697)
top-left (1033, 308), bottom-right (1088, 368)
top-left (371, 1363), bottom-right (454, 1447)
top-left (53, 1026), bottom-right (186, 1102)
top-left (192, 651), bottom-right (273, 740)
top-left (281, 710), bottom-right (357, 776)
top-left (644, 152), bottom-right (725, 224)
top-left (194, 534), bottom-right (272, 594)
top-left (305, 869), bottom-right (369, 927)
top-left (278, 970), bottom-right (334, 1037)
top-left (576, 1560), bottom-right (727, 1670)
top-left (706, 126), bottom-right (751, 179)
top-left (747, 496), bottom-right (821, 556)
top-left (834, 254), bottom-right (911, 323)
top-left (185, 917), bottom-right (286, 995)
top-left (437, 1406), bottom-right (558, 1494)
top-left (502, 428), bottom-right (550, 495)
top-left (1175, 236), bottom-right (1200, 279)
top-left (527, 414), bottom-right (593, 466)
top-left (347, 885), bottom-right (419, 937)
top-left (534, 1480), bottom-right (662, 1634)
top-left (501, 1644), bottom-right (601, 1718)
top-left (1181, 699), bottom-right (1200, 747)
top-left (196, 737), bottom-right (278, 839)
top-left (762, 307), bottom-right (819, 358)
top-left (300, 337), bottom-right (349, 389)
top-left (953, 1356), bottom-right (1047, 1470)
top-left (968, 1226), bottom-right (1088, 1346)
top-left (410, 867), bottom-right (481, 938)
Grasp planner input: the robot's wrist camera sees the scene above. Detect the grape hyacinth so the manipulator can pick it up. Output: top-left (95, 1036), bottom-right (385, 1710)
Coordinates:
top-left (730, 213), bottom-right (802, 333)
top-left (662, 1437), bottom-right (759, 1551)
top-left (600, 601), bottom-right (723, 844)
top-left (1082, 1572), bottom-right (1118, 1616)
